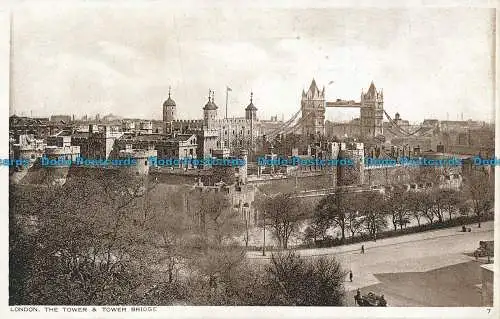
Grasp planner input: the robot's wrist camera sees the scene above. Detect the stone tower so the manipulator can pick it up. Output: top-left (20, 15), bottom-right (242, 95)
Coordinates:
top-left (301, 79), bottom-right (326, 136)
top-left (203, 90), bottom-right (218, 129)
top-left (245, 91), bottom-right (258, 121)
top-left (163, 87), bottom-right (176, 122)
top-left (360, 81), bottom-right (384, 139)
top-left (245, 92), bottom-right (257, 154)
top-left (163, 87), bottom-right (176, 134)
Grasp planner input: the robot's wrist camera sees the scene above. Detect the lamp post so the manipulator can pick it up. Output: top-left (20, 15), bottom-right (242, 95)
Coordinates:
top-left (262, 211), bottom-right (266, 256)
top-left (260, 192), bottom-right (270, 256)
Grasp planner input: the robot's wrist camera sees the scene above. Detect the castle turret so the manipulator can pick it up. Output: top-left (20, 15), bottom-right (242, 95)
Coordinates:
top-left (118, 146), bottom-right (157, 177)
top-left (163, 87), bottom-right (176, 122)
top-left (245, 92), bottom-right (257, 121)
top-left (203, 90), bottom-right (218, 129)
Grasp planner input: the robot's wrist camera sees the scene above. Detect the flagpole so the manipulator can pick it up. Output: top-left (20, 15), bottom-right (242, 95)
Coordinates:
top-left (225, 86), bottom-right (229, 119)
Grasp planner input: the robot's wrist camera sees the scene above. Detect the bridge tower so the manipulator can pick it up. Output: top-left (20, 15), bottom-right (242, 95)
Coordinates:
top-left (360, 81), bottom-right (384, 139)
top-left (301, 79), bottom-right (326, 137)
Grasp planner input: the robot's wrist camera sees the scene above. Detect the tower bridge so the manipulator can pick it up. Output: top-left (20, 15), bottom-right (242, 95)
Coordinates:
top-left (266, 79), bottom-right (429, 141)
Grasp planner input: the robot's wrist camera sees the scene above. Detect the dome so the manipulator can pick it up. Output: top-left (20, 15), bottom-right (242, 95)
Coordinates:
top-left (245, 102), bottom-right (257, 111)
top-left (163, 96), bottom-right (176, 107)
top-left (203, 90), bottom-right (218, 110)
top-left (245, 92), bottom-right (257, 111)
top-left (163, 88), bottom-right (176, 107)
top-left (203, 101), bottom-right (218, 110)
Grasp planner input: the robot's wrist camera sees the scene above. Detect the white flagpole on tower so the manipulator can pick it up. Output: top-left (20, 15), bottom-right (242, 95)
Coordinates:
top-left (225, 86), bottom-right (232, 119)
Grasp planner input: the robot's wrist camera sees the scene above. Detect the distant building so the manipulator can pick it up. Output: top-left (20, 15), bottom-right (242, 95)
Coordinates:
top-left (422, 119), bottom-right (439, 128)
top-left (163, 90), bottom-right (261, 158)
top-left (10, 115), bottom-right (65, 140)
top-left (260, 115), bottom-right (285, 134)
top-left (11, 134), bottom-right (46, 167)
top-left (102, 113), bottom-right (122, 122)
top-left (440, 120), bottom-right (485, 132)
top-left (162, 133), bottom-right (198, 158)
top-left (71, 124), bottom-right (123, 159)
top-left (50, 115), bottom-right (72, 123)
top-left (113, 132), bottom-right (198, 169)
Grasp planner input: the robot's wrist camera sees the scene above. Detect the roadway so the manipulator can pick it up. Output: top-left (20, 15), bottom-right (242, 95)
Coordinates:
top-left (248, 221), bottom-right (494, 306)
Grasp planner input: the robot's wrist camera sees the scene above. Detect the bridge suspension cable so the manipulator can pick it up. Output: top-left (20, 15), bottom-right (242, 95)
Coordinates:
top-left (383, 110), bottom-right (432, 137)
top-left (266, 108), bottom-right (302, 140)
top-left (278, 112), bottom-right (314, 136)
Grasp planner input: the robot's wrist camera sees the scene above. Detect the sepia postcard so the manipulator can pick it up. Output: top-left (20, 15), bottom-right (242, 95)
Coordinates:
top-left (2, 1), bottom-right (499, 318)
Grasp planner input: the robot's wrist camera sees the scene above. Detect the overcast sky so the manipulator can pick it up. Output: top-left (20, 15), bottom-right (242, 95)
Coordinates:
top-left (10, 5), bottom-right (496, 123)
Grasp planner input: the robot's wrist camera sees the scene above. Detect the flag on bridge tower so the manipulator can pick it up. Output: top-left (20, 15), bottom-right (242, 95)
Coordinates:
top-left (227, 86), bottom-right (232, 92)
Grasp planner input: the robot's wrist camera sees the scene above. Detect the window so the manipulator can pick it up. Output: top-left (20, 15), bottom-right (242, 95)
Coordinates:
top-left (144, 160), bottom-right (148, 166)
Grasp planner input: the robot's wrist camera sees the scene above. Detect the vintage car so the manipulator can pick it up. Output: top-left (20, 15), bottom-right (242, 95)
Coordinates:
top-left (355, 291), bottom-right (387, 306)
top-left (474, 240), bottom-right (494, 257)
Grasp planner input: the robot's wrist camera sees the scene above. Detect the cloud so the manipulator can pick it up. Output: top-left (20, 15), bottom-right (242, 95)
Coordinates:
top-left (11, 7), bottom-right (495, 123)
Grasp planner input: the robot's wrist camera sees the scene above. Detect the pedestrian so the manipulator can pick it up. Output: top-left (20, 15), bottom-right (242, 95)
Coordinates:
top-left (361, 245), bottom-right (365, 254)
top-left (349, 270), bottom-right (353, 282)
top-left (378, 295), bottom-right (387, 307)
top-left (354, 289), bottom-right (361, 306)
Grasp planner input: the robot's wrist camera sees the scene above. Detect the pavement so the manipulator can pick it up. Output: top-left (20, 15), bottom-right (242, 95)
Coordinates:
top-left (248, 221), bottom-right (494, 306)
top-left (345, 260), bottom-right (486, 307)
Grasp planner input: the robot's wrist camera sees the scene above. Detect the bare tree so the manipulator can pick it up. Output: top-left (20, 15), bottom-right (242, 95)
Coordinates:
top-left (10, 172), bottom-right (156, 305)
top-left (303, 223), bottom-right (328, 244)
top-left (193, 191), bottom-right (244, 246)
top-left (414, 191), bottom-right (435, 225)
top-left (463, 170), bottom-right (494, 228)
top-left (386, 190), bottom-right (411, 230)
top-left (314, 193), bottom-right (345, 242)
top-left (442, 188), bottom-right (461, 221)
top-left (146, 190), bottom-right (194, 284)
top-left (187, 246), bottom-right (259, 305)
top-left (406, 191), bottom-right (423, 226)
top-left (267, 251), bottom-right (346, 306)
top-left (358, 191), bottom-right (388, 240)
top-left (346, 209), bottom-right (364, 238)
top-left (259, 193), bottom-right (305, 249)
top-left (429, 188), bottom-right (446, 223)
